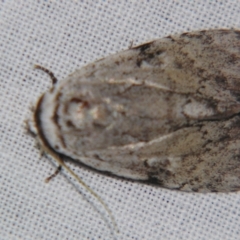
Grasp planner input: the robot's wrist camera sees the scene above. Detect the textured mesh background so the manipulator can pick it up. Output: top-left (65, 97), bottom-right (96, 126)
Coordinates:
top-left (1, 1), bottom-right (240, 240)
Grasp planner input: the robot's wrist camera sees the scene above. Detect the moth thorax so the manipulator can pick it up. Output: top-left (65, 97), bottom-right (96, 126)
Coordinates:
top-left (66, 98), bottom-right (113, 129)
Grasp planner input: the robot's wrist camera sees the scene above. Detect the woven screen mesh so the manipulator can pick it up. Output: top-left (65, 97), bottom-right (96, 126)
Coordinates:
top-left (1, 1), bottom-right (240, 239)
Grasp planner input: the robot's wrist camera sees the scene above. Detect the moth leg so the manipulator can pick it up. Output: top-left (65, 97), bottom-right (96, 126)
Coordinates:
top-left (128, 40), bottom-right (134, 49)
top-left (24, 118), bottom-right (37, 138)
top-left (34, 65), bottom-right (58, 85)
top-left (45, 166), bottom-right (62, 183)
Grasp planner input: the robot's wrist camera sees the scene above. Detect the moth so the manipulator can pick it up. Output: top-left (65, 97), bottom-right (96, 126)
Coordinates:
top-left (31, 29), bottom-right (240, 198)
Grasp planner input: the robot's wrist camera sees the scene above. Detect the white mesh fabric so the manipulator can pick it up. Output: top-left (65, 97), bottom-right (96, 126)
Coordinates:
top-left (1, 1), bottom-right (240, 239)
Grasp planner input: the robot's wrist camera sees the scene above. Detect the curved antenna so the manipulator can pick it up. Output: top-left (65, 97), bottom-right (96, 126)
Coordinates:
top-left (34, 65), bottom-right (58, 85)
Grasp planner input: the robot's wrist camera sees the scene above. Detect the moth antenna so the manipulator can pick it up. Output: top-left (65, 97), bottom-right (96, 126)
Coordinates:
top-left (34, 65), bottom-right (58, 85)
top-left (42, 145), bottom-right (119, 233)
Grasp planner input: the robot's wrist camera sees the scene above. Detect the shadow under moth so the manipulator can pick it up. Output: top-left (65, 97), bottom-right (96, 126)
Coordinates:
top-left (29, 29), bottom-right (240, 231)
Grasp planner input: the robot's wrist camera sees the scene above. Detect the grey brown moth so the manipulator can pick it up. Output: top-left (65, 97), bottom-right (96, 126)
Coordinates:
top-left (31, 29), bottom-right (240, 197)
